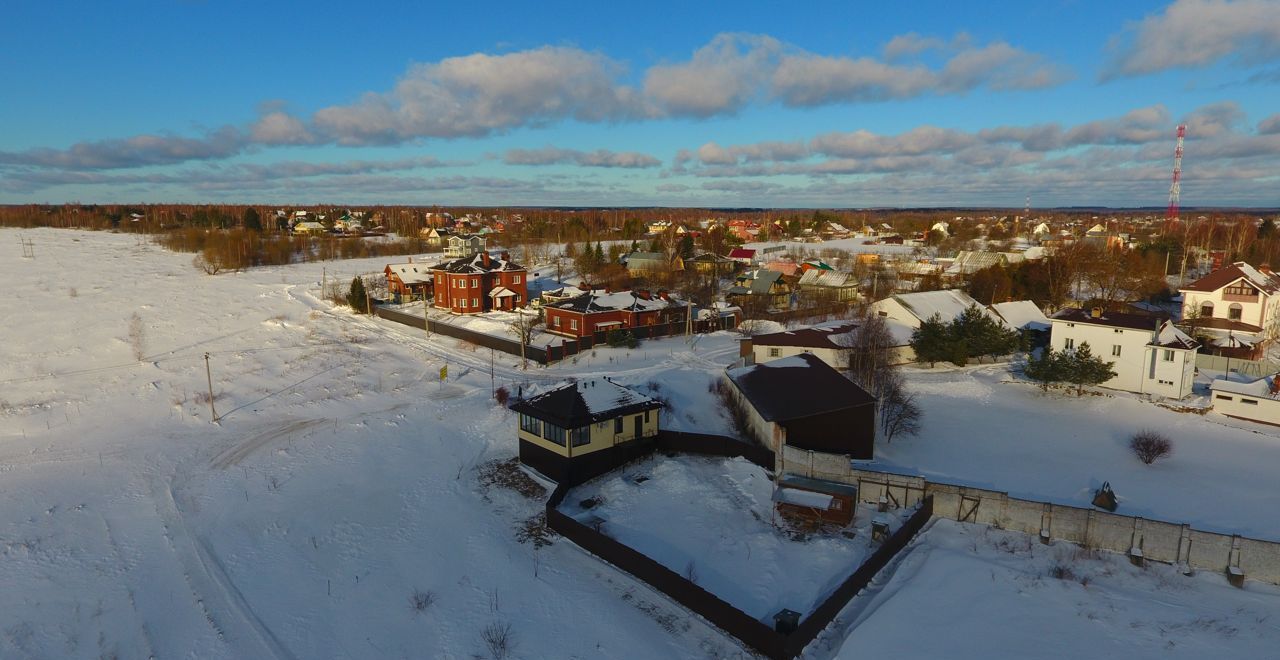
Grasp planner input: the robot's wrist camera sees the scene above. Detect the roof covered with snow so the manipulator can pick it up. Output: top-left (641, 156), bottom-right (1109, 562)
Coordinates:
top-left (548, 290), bottom-right (678, 314)
top-left (990, 300), bottom-right (1050, 332)
top-left (1210, 375), bottom-right (1279, 398)
top-left (1182, 262), bottom-right (1280, 295)
top-left (750, 322), bottom-right (860, 349)
top-left (798, 268), bottom-right (859, 288)
top-left (385, 263), bottom-right (433, 285)
top-left (890, 289), bottom-right (992, 324)
top-left (510, 377), bottom-right (661, 428)
top-left (429, 251), bottom-right (524, 274)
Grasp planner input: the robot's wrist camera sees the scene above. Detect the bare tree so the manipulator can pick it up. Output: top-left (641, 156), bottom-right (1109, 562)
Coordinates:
top-left (507, 309), bottom-right (544, 370)
top-left (1130, 430), bottom-right (1173, 465)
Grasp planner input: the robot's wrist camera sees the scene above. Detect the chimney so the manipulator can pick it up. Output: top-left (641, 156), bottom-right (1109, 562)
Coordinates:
top-left (1261, 264), bottom-right (1273, 276)
top-left (480, 252), bottom-right (491, 268)
top-left (407, 256), bottom-right (412, 264)
top-left (500, 251), bottom-right (510, 262)
top-left (1090, 306), bottom-right (1103, 318)
top-left (658, 289), bottom-right (670, 301)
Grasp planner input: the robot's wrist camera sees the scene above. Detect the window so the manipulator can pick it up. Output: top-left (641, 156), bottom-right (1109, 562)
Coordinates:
top-left (553, 317), bottom-right (561, 327)
top-left (1064, 338), bottom-right (1075, 350)
top-left (519, 414), bottom-right (540, 435)
top-left (614, 417), bottom-right (623, 434)
top-left (644, 410), bottom-right (650, 423)
top-left (543, 424), bottom-right (567, 446)
top-left (570, 427), bottom-right (591, 447)
top-left (1242, 398), bottom-right (1259, 405)
top-left (459, 298), bottom-right (467, 308)
top-left (1229, 303), bottom-right (1243, 321)
top-left (1163, 349), bottom-right (1174, 362)
top-left (1225, 284), bottom-right (1256, 297)
top-left (768, 347), bottom-right (781, 357)
top-left (471, 278), bottom-right (479, 288)
top-left (1112, 345), bottom-right (1122, 357)
top-left (1114, 328), bottom-right (1123, 334)
top-left (1216, 395), bottom-right (1234, 401)
top-left (471, 298), bottom-right (479, 308)
top-left (1200, 301), bottom-right (1214, 317)
top-left (513, 275), bottom-right (522, 284)
top-left (570, 319), bottom-right (578, 330)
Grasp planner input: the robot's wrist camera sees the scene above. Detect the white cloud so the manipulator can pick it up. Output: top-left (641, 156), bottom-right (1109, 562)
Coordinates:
top-left (0, 127), bottom-right (246, 169)
top-left (1105, 0), bottom-right (1280, 78)
top-left (503, 146), bottom-right (660, 168)
top-left (883, 33), bottom-right (947, 60)
top-left (1259, 113), bottom-right (1280, 134)
top-left (643, 34), bottom-right (782, 117)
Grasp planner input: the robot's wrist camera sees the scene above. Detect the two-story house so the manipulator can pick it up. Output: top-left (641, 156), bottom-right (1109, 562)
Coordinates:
top-left (443, 234), bottom-right (487, 258)
top-left (1179, 262), bottom-right (1280, 359)
top-left (429, 251), bottom-right (527, 314)
top-left (1049, 308), bottom-right (1198, 399)
top-left (543, 289), bottom-right (688, 339)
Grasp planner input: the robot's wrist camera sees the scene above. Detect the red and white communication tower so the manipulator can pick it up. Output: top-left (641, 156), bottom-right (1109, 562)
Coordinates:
top-left (1167, 123), bottom-right (1187, 222)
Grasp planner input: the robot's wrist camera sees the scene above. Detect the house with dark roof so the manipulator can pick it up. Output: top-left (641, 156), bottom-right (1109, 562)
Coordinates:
top-left (1179, 262), bottom-right (1280, 359)
top-left (1050, 307), bottom-right (1199, 399)
top-left (724, 353), bottom-right (877, 459)
top-left (686, 252), bottom-right (737, 275)
top-left (543, 289), bottom-right (688, 339)
top-left (429, 251), bottom-right (527, 314)
top-left (727, 269), bottom-right (792, 308)
top-left (510, 377), bottom-right (662, 483)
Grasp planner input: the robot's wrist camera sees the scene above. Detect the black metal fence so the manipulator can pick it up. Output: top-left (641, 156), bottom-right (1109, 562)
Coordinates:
top-left (541, 430), bottom-right (935, 659)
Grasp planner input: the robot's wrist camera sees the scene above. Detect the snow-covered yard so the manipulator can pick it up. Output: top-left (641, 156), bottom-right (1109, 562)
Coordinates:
top-left (560, 455), bottom-right (908, 620)
top-left (831, 520), bottom-right (1280, 659)
top-left (4, 227), bottom-right (1280, 659)
top-left (872, 366), bottom-right (1280, 539)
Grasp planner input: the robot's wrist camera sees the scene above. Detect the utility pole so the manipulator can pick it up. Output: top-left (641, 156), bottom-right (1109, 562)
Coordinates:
top-left (204, 352), bottom-right (218, 422)
top-left (322, 267), bottom-right (326, 299)
top-left (422, 293), bottom-right (431, 337)
top-left (364, 278), bottom-right (372, 316)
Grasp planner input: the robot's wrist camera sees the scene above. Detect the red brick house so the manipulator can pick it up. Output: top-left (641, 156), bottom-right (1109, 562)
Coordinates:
top-left (430, 251), bottom-right (528, 314)
top-left (384, 259), bottom-right (433, 300)
top-left (544, 289), bottom-right (688, 339)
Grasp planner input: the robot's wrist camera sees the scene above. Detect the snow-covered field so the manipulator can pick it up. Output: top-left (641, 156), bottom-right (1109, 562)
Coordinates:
top-left (832, 520), bottom-right (1280, 659)
top-left (3, 228), bottom-right (1278, 659)
top-left (560, 456), bottom-right (906, 620)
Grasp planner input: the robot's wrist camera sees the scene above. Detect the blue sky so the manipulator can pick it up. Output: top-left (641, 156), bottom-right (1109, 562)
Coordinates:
top-left (2, 0), bottom-right (1278, 207)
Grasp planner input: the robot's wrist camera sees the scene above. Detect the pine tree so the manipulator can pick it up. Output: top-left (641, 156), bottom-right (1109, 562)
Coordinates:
top-left (347, 276), bottom-right (368, 313)
top-left (242, 207), bottom-right (262, 232)
top-left (1024, 346), bottom-right (1062, 392)
top-left (1062, 342), bottom-right (1117, 396)
top-left (951, 304), bottom-right (1022, 361)
top-left (910, 314), bottom-right (953, 367)
top-left (594, 242), bottom-right (605, 264)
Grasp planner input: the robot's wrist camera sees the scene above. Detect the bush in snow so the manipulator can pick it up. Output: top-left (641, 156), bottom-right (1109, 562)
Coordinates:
top-left (480, 621), bottom-right (515, 660)
top-left (409, 589), bottom-right (437, 614)
top-left (1130, 429), bottom-right (1173, 465)
top-left (494, 386), bottom-right (509, 406)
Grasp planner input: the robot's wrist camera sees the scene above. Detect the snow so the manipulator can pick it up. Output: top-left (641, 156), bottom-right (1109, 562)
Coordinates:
top-left (575, 377), bottom-right (656, 415)
top-left (990, 300), bottom-right (1050, 332)
top-left (891, 289), bottom-right (994, 324)
top-left (559, 456), bottom-right (904, 619)
top-left (775, 488), bottom-right (834, 509)
top-left (830, 520), bottom-right (1280, 659)
top-left (745, 238), bottom-right (918, 256)
top-left (5, 227), bottom-right (1280, 658)
top-left (1209, 375), bottom-right (1276, 398)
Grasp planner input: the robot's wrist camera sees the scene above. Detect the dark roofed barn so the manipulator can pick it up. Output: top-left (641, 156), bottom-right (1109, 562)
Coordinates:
top-left (725, 353), bottom-right (877, 459)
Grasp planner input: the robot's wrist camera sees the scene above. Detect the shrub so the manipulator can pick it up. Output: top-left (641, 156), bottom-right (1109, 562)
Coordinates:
top-left (494, 386), bottom-right (509, 406)
top-left (480, 621), bottom-right (515, 660)
top-left (1130, 429), bottom-right (1173, 465)
top-left (409, 589), bottom-right (437, 614)
top-left (607, 329), bottom-right (638, 349)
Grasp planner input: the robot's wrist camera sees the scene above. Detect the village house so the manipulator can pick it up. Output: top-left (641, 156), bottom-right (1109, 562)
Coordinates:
top-left (686, 252), bottom-right (737, 276)
top-left (990, 300), bottom-right (1052, 347)
top-left (727, 247), bottom-right (757, 265)
top-left (1210, 374), bottom-right (1280, 426)
top-left (724, 353), bottom-right (877, 460)
top-left (543, 289), bottom-right (688, 339)
top-left (796, 268), bottom-right (861, 303)
top-left (624, 251), bottom-right (683, 275)
top-left (1179, 262), bottom-right (1280, 360)
top-left (383, 259), bottom-right (433, 301)
top-left (510, 377), bottom-right (662, 483)
top-left (290, 221), bottom-right (327, 235)
top-left (868, 289), bottom-right (996, 329)
top-left (429, 251), bottom-right (527, 315)
top-left (443, 233), bottom-right (487, 258)
top-left (727, 269), bottom-right (792, 309)
top-left (1049, 307), bottom-right (1198, 399)
top-left (420, 226), bottom-right (454, 250)
top-left (744, 319), bottom-right (915, 369)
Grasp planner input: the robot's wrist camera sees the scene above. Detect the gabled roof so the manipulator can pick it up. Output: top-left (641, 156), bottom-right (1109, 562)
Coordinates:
top-left (1051, 307), bottom-right (1161, 331)
top-left (429, 251), bottom-right (525, 274)
top-left (510, 377), bottom-right (661, 428)
top-left (748, 269), bottom-right (784, 295)
top-left (990, 300), bottom-right (1050, 332)
top-left (385, 263), bottom-right (433, 285)
top-left (889, 290), bottom-right (992, 324)
top-left (1182, 262), bottom-right (1280, 296)
top-left (726, 353), bottom-right (875, 423)
top-left (1150, 323), bottom-right (1198, 350)
top-left (728, 248), bottom-right (757, 259)
top-left (797, 269), bottom-right (859, 289)
top-left (1210, 374), bottom-right (1279, 398)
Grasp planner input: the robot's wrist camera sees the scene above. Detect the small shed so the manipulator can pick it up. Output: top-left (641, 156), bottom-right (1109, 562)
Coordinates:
top-left (773, 475), bottom-right (858, 527)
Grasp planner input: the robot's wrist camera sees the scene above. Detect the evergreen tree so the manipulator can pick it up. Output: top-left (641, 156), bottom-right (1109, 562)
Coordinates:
top-left (563, 241), bottom-right (578, 259)
top-left (594, 241), bottom-right (605, 264)
top-left (951, 304), bottom-right (1021, 361)
top-left (1062, 342), bottom-right (1117, 396)
top-left (679, 234), bottom-right (695, 259)
top-left (242, 207), bottom-right (262, 232)
top-left (347, 276), bottom-right (369, 313)
top-left (1024, 346), bottom-right (1063, 392)
top-left (910, 314), bottom-right (953, 367)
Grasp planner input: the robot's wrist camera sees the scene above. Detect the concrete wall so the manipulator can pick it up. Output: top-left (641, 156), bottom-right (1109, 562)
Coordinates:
top-left (780, 445), bottom-right (1280, 585)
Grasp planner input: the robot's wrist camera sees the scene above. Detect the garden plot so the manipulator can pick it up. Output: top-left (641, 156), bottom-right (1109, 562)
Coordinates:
top-left (560, 455), bottom-right (908, 620)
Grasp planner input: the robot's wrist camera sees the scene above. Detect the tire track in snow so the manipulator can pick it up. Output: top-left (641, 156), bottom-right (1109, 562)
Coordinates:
top-left (210, 418), bottom-right (328, 470)
top-left (151, 477), bottom-right (297, 660)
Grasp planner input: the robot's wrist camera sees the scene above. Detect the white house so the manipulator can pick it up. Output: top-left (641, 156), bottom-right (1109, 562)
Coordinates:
top-left (1180, 262), bottom-right (1280, 359)
top-left (747, 319), bottom-right (915, 369)
top-left (868, 289), bottom-right (997, 329)
top-left (1049, 308), bottom-right (1198, 399)
top-left (444, 234), bottom-right (487, 258)
top-left (1210, 375), bottom-right (1280, 426)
